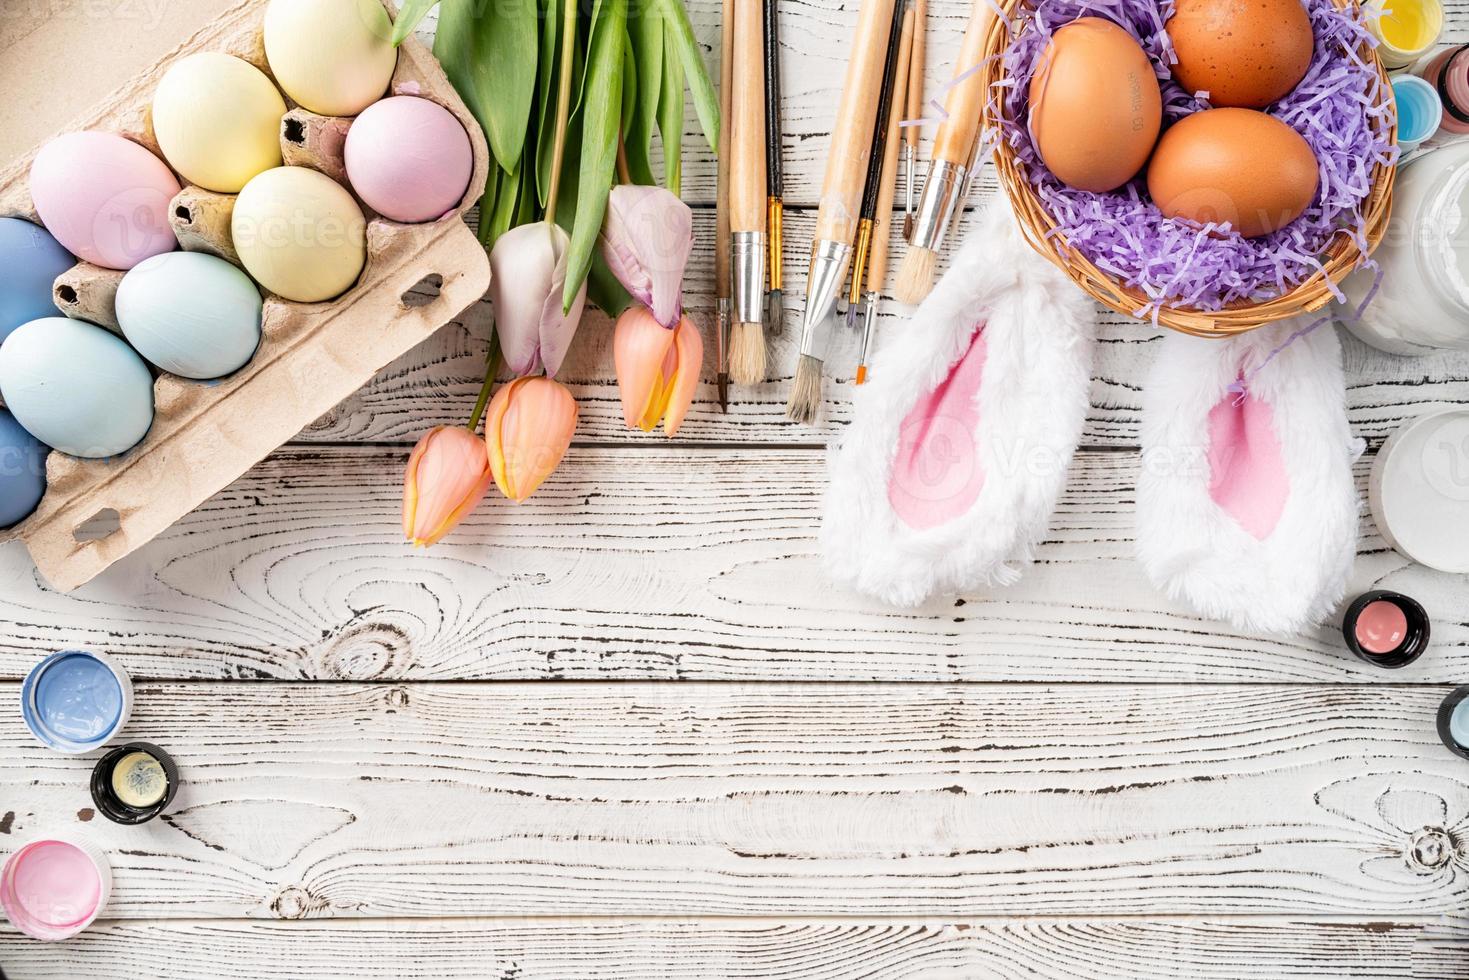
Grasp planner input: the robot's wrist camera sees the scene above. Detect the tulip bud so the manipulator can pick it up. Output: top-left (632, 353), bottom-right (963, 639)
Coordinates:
top-left (488, 222), bottom-right (588, 379)
top-left (402, 426), bottom-right (495, 547)
top-left (600, 184), bottom-right (694, 329)
top-left (484, 376), bottom-right (579, 502)
top-left (613, 305), bottom-right (703, 437)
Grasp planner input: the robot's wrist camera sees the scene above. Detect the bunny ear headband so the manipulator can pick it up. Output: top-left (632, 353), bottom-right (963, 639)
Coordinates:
top-left (822, 197), bottom-right (1097, 607)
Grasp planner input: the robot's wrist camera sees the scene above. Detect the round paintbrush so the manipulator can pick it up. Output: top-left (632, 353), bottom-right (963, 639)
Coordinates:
top-left (728, 0), bottom-right (768, 387)
top-left (902, 0), bottom-right (926, 240)
top-left (764, 0), bottom-right (785, 336)
top-left (714, 0), bottom-right (736, 409)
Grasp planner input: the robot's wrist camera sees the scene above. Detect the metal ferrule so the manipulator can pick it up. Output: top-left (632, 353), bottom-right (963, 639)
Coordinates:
top-left (903, 144), bottom-right (916, 222)
top-left (848, 219), bottom-right (873, 307)
top-left (716, 296), bottom-right (731, 372)
top-left (949, 136), bottom-right (985, 234)
top-left (767, 198), bottom-right (783, 291)
top-left (859, 290), bottom-right (880, 361)
top-left (800, 238), bottom-right (851, 348)
top-left (732, 232), bottom-right (767, 325)
top-left (909, 159), bottom-right (968, 253)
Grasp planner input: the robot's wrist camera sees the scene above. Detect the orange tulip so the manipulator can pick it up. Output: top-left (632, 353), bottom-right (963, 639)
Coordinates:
top-left (613, 305), bottom-right (702, 437)
top-left (484, 376), bottom-right (578, 502)
top-left (402, 426), bottom-right (495, 546)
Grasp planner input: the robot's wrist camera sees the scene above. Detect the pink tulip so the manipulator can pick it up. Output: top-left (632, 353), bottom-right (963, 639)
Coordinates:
top-left (402, 426), bottom-right (495, 547)
top-left (613, 305), bottom-right (702, 437)
top-left (484, 376), bottom-right (579, 502)
top-left (488, 222), bottom-right (588, 378)
top-left (600, 184), bottom-right (694, 328)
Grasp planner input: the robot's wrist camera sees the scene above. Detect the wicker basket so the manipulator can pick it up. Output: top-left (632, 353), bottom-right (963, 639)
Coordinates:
top-left (979, 0), bottom-right (1397, 338)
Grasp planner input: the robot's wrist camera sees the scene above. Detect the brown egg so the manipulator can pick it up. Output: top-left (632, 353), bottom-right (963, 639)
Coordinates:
top-left (1028, 17), bottom-right (1163, 192)
top-left (1147, 108), bottom-right (1318, 238)
top-left (1167, 0), bottom-right (1314, 108)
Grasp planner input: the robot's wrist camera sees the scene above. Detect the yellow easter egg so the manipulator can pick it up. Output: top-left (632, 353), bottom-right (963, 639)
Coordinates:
top-left (153, 52), bottom-right (287, 193)
top-left (264, 0), bottom-right (398, 116)
top-left (231, 167), bottom-right (366, 303)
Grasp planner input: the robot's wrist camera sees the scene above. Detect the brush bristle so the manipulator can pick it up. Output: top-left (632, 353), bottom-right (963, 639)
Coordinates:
top-left (729, 320), bottom-right (768, 386)
top-left (785, 353), bottom-right (824, 425)
top-left (766, 290), bottom-right (783, 336)
top-left (894, 246), bottom-right (937, 305)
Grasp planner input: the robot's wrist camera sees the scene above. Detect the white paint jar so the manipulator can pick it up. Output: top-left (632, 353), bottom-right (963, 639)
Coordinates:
top-left (1339, 140), bottom-right (1469, 353)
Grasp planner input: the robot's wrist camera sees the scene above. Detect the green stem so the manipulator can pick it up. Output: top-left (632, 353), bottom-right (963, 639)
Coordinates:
top-left (466, 329), bottom-right (504, 433)
top-left (544, 0), bottom-right (578, 222)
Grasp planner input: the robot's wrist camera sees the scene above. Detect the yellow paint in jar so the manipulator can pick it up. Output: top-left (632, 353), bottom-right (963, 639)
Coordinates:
top-left (1370, 0), bottom-right (1443, 68)
top-left (110, 751), bottom-right (168, 808)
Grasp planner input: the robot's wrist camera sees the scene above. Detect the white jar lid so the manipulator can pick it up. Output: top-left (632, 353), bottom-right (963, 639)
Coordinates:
top-left (1370, 408), bottom-right (1469, 572)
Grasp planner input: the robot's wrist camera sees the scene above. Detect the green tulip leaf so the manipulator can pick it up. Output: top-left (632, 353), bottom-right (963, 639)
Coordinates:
top-left (390, 0), bottom-right (439, 45)
top-left (625, 0), bottom-right (662, 185)
top-left (657, 27), bottom-right (684, 195)
top-left (562, 0), bottom-right (625, 312)
top-left (434, 0), bottom-right (539, 174)
top-left (650, 0), bottom-right (718, 152)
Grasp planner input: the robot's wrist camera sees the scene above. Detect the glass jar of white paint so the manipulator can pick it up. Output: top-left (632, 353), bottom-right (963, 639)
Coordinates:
top-left (1340, 140), bottom-right (1469, 354)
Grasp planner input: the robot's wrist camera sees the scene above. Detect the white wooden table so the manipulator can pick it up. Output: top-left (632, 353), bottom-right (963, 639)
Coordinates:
top-left (4, 3), bottom-right (1469, 976)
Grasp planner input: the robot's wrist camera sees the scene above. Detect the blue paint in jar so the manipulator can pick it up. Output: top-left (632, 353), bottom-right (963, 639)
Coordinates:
top-left (21, 651), bottom-right (131, 752)
top-left (1451, 699), bottom-right (1469, 750)
top-left (1393, 75), bottom-right (1443, 152)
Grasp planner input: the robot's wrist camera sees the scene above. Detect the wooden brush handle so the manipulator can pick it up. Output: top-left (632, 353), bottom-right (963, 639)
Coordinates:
top-left (868, 6), bottom-right (913, 291)
top-left (815, 0), bottom-right (898, 244)
top-left (730, 0), bottom-right (767, 235)
top-left (904, 0), bottom-right (926, 150)
top-left (715, 0), bottom-right (735, 295)
top-left (932, 0), bottom-right (994, 165)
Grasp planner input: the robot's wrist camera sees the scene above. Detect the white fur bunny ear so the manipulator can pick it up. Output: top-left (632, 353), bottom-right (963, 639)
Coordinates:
top-left (821, 198), bottom-right (1096, 607)
top-left (1136, 318), bottom-right (1360, 634)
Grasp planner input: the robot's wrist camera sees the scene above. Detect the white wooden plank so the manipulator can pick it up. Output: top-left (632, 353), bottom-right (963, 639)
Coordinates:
top-left (0, 445), bottom-right (1461, 682)
top-left (299, 207), bottom-right (1469, 448)
top-left (3, 917), bottom-right (1467, 979)
top-left (1, 682), bottom-right (1467, 917)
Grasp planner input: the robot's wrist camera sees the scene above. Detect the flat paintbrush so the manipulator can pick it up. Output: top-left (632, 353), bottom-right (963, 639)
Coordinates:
top-left (786, 0), bottom-right (903, 425)
top-left (714, 0), bottom-right (735, 409)
top-left (857, 3), bottom-right (914, 384)
top-left (763, 0), bottom-right (784, 336)
top-left (894, 0), bottom-right (995, 305)
top-left (728, 0), bottom-right (768, 386)
top-left (846, 0), bottom-right (910, 338)
top-left (902, 0), bottom-right (926, 240)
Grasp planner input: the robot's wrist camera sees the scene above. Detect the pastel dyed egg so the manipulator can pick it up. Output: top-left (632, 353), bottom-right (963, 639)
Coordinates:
top-left (345, 96), bottom-right (473, 222)
top-left (0, 318), bottom-right (154, 458)
top-left (0, 217), bottom-right (73, 345)
top-left (264, 0), bottom-right (397, 116)
top-left (0, 409), bottom-right (48, 529)
top-left (117, 252), bottom-right (263, 379)
top-left (153, 52), bottom-right (287, 193)
top-left (232, 167), bottom-right (367, 302)
top-left (29, 132), bottom-right (180, 270)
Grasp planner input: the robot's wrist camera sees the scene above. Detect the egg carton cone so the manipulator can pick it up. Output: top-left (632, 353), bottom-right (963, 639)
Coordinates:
top-left (0, 0), bottom-right (492, 592)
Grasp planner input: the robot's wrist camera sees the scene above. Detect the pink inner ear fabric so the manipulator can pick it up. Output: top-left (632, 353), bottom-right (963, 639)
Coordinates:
top-left (1206, 385), bottom-right (1289, 540)
top-left (888, 325), bottom-right (988, 530)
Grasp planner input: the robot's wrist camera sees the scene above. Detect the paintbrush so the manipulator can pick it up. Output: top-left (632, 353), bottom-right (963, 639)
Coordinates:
top-left (893, 0), bottom-right (994, 305)
top-left (845, 0), bottom-right (910, 337)
top-left (729, 0), bottom-right (768, 386)
top-left (763, 0), bottom-right (784, 336)
top-left (902, 0), bottom-right (926, 240)
top-left (786, 0), bottom-right (903, 425)
top-left (857, 3), bottom-right (914, 384)
top-left (714, 0), bottom-right (735, 409)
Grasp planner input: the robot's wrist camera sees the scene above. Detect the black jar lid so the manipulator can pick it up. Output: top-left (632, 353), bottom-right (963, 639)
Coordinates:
top-left (1340, 590), bottom-right (1431, 669)
top-left (90, 741), bottom-right (178, 825)
top-left (1437, 686), bottom-right (1469, 761)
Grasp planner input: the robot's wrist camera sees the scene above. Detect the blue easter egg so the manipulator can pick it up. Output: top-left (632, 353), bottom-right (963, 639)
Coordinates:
top-left (0, 317), bottom-right (155, 458)
top-left (0, 409), bottom-right (47, 528)
top-left (0, 217), bottom-right (74, 345)
top-left (117, 251), bottom-right (263, 379)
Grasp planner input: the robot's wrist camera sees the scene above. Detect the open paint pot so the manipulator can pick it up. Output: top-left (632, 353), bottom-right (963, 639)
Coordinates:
top-left (1393, 74), bottom-right (1443, 153)
top-left (1341, 590), bottom-right (1431, 668)
top-left (21, 650), bottom-right (133, 753)
top-left (1370, 409), bottom-right (1469, 572)
top-left (90, 741), bottom-right (179, 825)
top-left (0, 836), bottom-right (111, 941)
top-left (1436, 686), bottom-right (1469, 760)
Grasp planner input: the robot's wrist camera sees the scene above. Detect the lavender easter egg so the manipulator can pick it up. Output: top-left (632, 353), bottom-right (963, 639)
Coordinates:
top-left (29, 132), bottom-right (180, 270)
top-left (0, 317), bottom-right (154, 458)
top-left (345, 96), bottom-right (473, 222)
top-left (0, 409), bottom-right (47, 528)
top-left (0, 218), bottom-right (73, 345)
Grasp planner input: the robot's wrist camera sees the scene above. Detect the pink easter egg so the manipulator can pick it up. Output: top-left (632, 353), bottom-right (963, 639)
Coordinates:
top-left (345, 96), bottom-right (473, 224)
top-left (29, 132), bottom-right (180, 270)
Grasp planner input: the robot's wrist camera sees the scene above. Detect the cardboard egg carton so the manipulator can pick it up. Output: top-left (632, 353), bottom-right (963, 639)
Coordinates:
top-left (0, 0), bottom-right (491, 592)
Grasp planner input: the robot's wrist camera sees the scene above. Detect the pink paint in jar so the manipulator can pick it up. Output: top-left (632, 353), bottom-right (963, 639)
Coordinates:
top-left (0, 836), bottom-right (111, 941)
top-left (1416, 44), bottom-right (1469, 135)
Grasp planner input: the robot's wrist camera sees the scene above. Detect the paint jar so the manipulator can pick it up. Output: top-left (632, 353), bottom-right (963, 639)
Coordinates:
top-left (1393, 75), bottom-right (1443, 153)
top-left (1415, 44), bottom-right (1469, 135)
top-left (91, 741), bottom-right (179, 825)
top-left (1436, 686), bottom-right (1469, 760)
top-left (1340, 590), bottom-right (1431, 668)
top-left (1368, 0), bottom-right (1443, 69)
top-left (1369, 408), bottom-right (1469, 572)
top-left (20, 650), bottom-right (133, 753)
top-left (0, 836), bottom-right (111, 941)
top-left (1339, 140), bottom-right (1469, 353)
